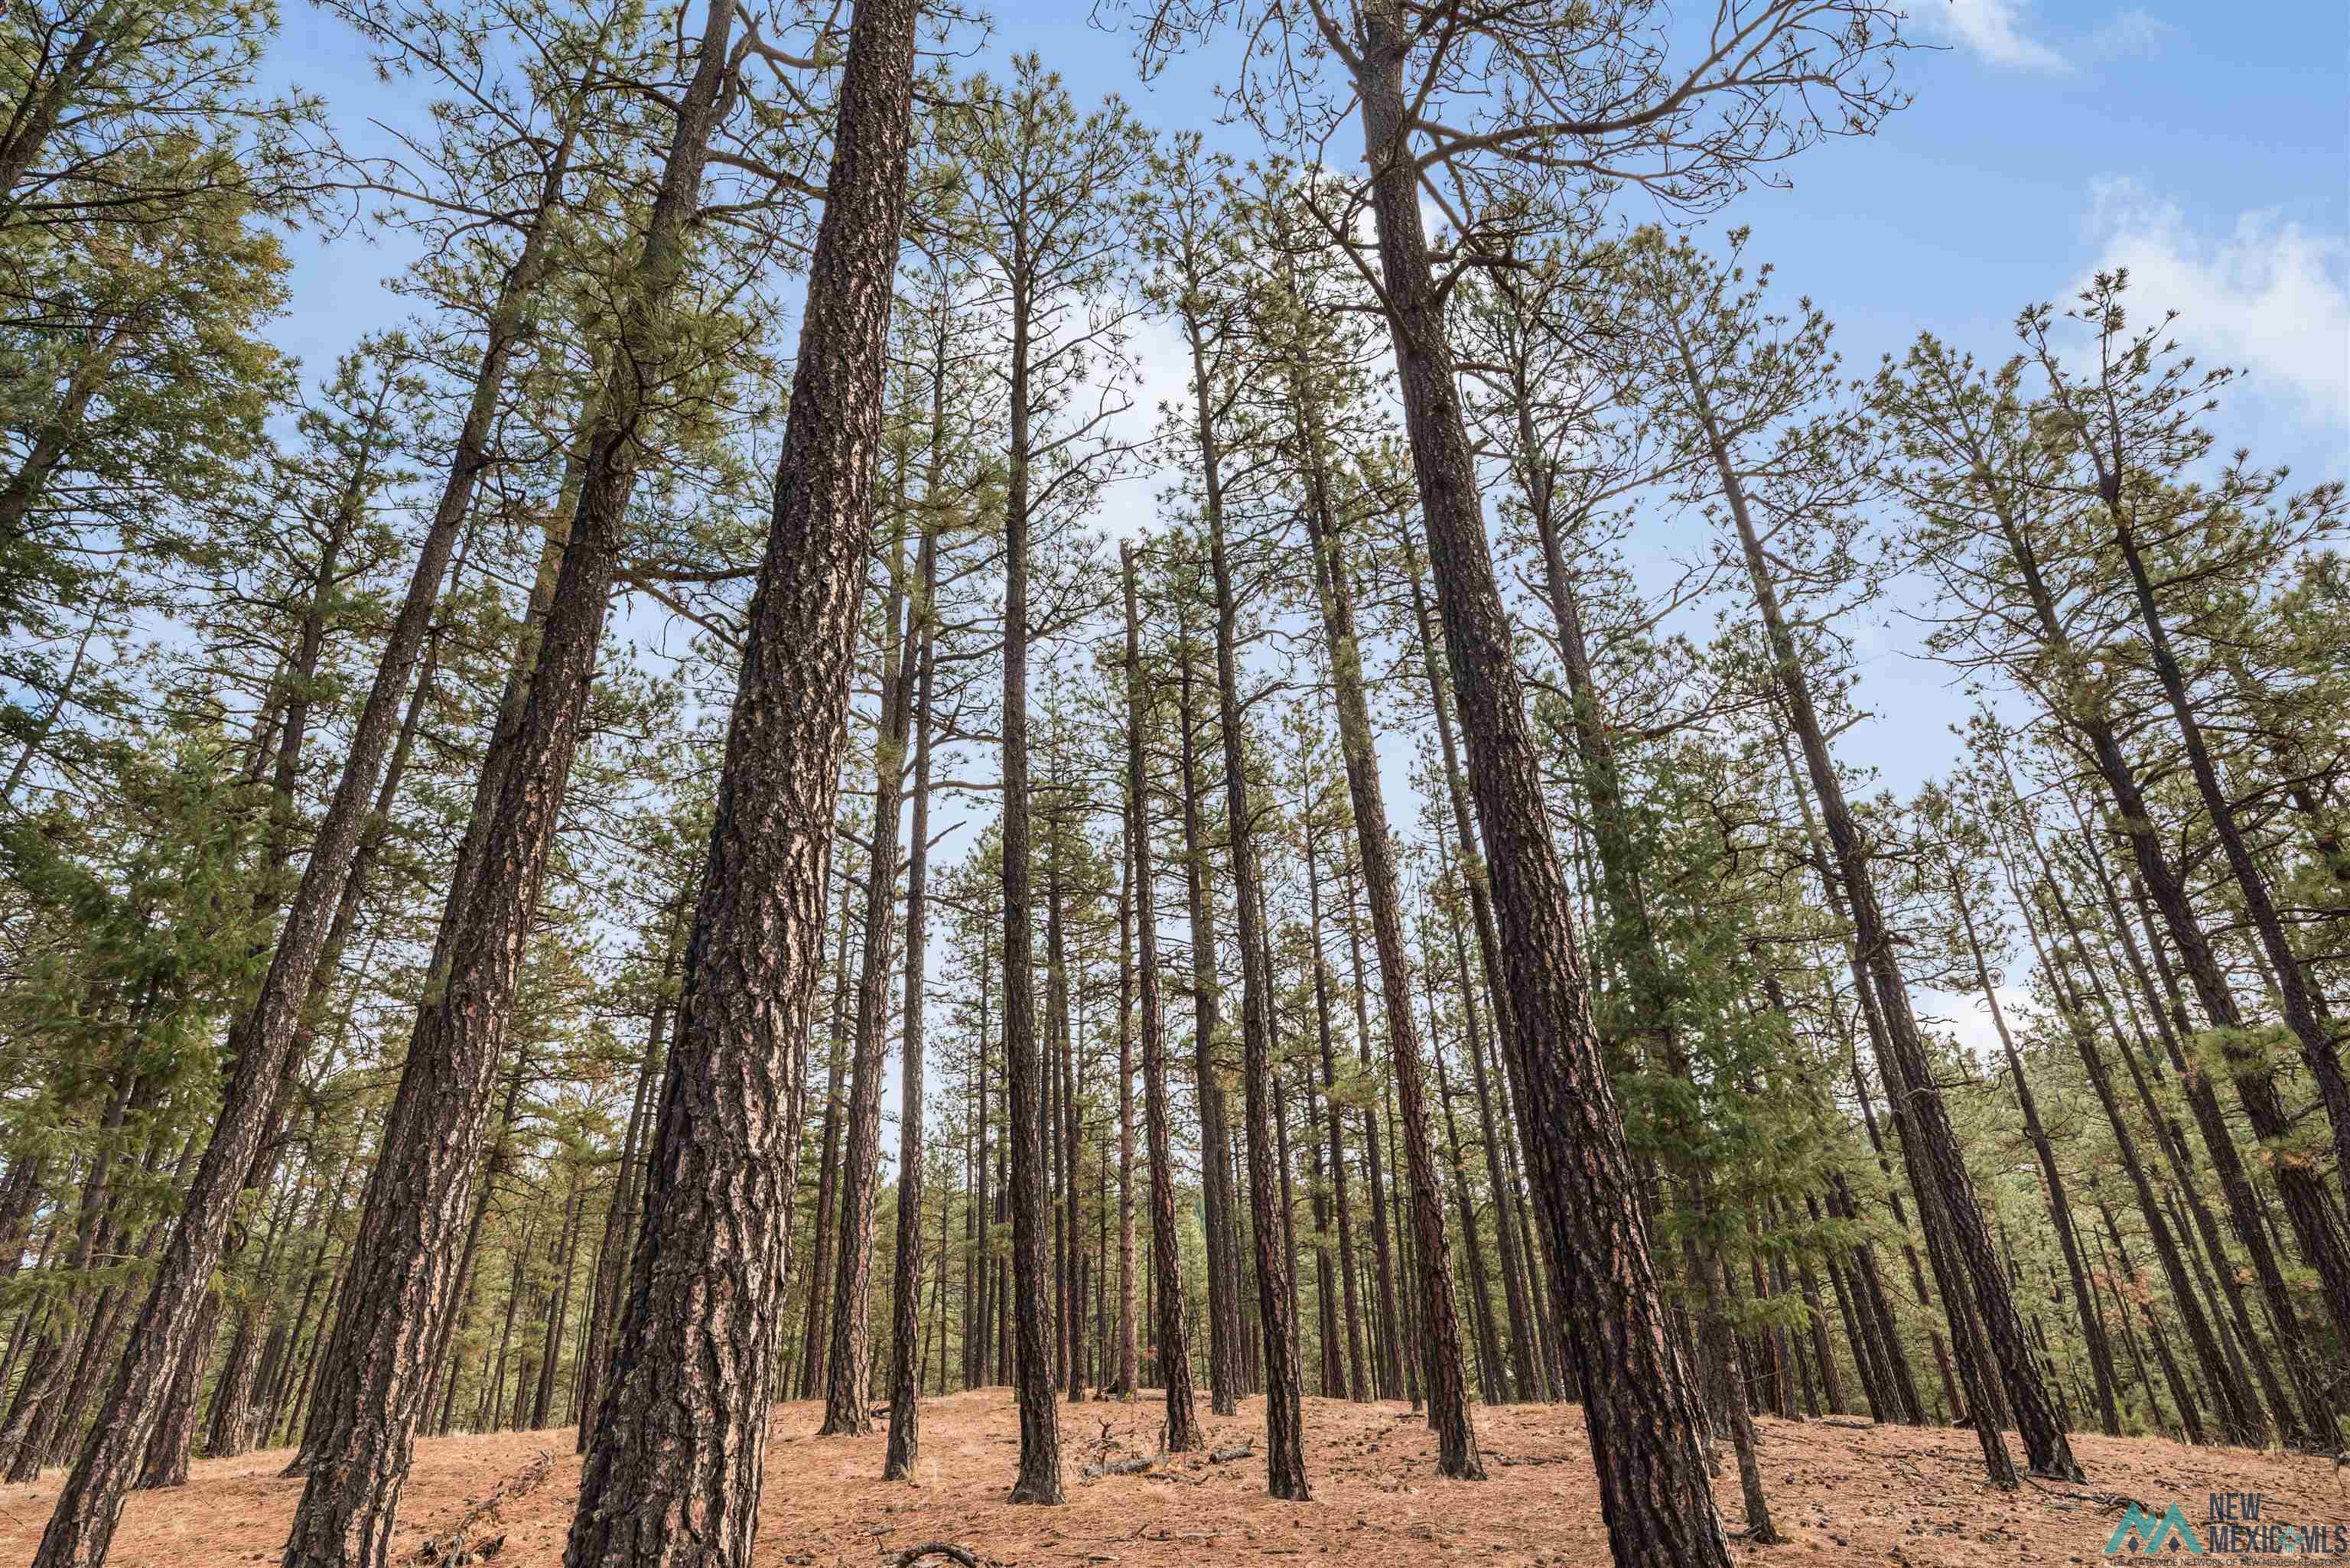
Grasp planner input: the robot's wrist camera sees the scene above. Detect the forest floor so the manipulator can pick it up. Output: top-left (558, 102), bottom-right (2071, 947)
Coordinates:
top-left (1, 1391), bottom-right (2339, 1567)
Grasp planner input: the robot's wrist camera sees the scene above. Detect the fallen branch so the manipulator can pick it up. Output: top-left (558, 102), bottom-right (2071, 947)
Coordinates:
top-left (412, 1450), bottom-right (553, 1566)
top-left (895, 1545), bottom-right (981, 1568)
top-left (2024, 1478), bottom-right (2155, 1514)
top-left (1208, 1441), bottom-right (1255, 1463)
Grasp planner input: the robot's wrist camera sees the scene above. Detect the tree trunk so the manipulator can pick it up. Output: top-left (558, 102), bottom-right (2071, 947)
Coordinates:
top-left (1297, 476), bottom-right (1481, 1474)
top-left (884, 529), bottom-right (939, 1481)
top-left (1301, 810), bottom-right (1368, 1401)
top-left (1701, 349), bottom-right (2077, 1482)
top-left (1193, 336), bottom-right (1308, 1498)
top-left (28, 97), bottom-right (590, 1548)
top-left (1173, 615), bottom-right (1243, 1419)
top-left (562, 2), bottom-right (923, 1560)
top-left (1121, 542), bottom-right (1203, 1451)
top-left (1350, 14), bottom-right (1727, 1555)
top-left (821, 511), bottom-right (919, 1439)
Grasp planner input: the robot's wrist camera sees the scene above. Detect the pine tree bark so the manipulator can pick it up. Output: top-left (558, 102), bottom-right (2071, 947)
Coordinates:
top-left (1173, 617), bottom-right (1243, 1418)
top-left (821, 516), bottom-right (919, 1439)
top-left (1297, 484), bottom-right (1481, 1475)
top-left (1346, 11), bottom-right (1728, 1552)
top-left (28, 89), bottom-right (593, 1562)
top-left (1121, 542), bottom-right (1203, 1451)
top-left (561, 0), bottom-right (922, 1559)
top-left (1194, 367), bottom-right (1309, 1498)
top-left (884, 531), bottom-right (939, 1481)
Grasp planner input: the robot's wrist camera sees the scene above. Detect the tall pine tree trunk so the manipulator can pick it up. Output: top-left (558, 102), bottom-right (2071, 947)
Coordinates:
top-left (1297, 480), bottom-right (1482, 1476)
top-left (884, 530), bottom-right (938, 1481)
top-left (1121, 542), bottom-right (1203, 1452)
top-left (562, 1), bottom-right (923, 1559)
top-left (1350, 11), bottom-right (1726, 1554)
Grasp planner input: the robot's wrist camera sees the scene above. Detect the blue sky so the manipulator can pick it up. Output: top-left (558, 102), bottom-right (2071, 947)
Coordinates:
top-left (256, 0), bottom-right (2348, 1051)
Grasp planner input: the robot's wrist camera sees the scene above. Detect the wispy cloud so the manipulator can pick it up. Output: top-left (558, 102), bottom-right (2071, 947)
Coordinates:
top-left (2086, 8), bottom-right (2182, 60)
top-left (2081, 178), bottom-right (2350, 428)
top-left (1929, 0), bottom-right (2071, 73)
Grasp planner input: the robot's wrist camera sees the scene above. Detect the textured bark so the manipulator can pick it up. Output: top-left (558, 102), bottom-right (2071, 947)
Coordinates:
top-left (884, 531), bottom-right (938, 1481)
top-left (1121, 542), bottom-right (1203, 1452)
top-left (1704, 349), bottom-right (2077, 1482)
top-left (1297, 482), bottom-right (1481, 1478)
top-left (1173, 623), bottom-right (1242, 1418)
top-left (280, 7), bottom-right (739, 1560)
top-left (1300, 812), bottom-right (1367, 1402)
top-left (29, 128), bottom-right (578, 1544)
top-left (562, 1), bottom-right (922, 1560)
top-left (1951, 862), bottom-right (2123, 1438)
top-left (821, 518), bottom-right (919, 1439)
top-left (1351, 10), bottom-right (1727, 1555)
top-left (1186, 311), bottom-right (1307, 1497)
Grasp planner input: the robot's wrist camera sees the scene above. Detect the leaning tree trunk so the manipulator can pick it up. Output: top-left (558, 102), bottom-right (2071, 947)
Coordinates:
top-left (1185, 311), bottom-right (1309, 1498)
top-left (275, 11), bottom-right (754, 1566)
top-left (884, 529), bottom-right (939, 1482)
top-left (1297, 473), bottom-right (1482, 1479)
top-left (561, 1), bottom-right (923, 1561)
top-left (821, 515), bottom-right (919, 1439)
top-left (1951, 863), bottom-right (2123, 1439)
top-left (1121, 542), bottom-right (1203, 1452)
top-left (1349, 13), bottom-right (1727, 1557)
top-left (27, 86), bottom-right (594, 1568)
top-left (1980, 486), bottom-right (2350, 1385)
top-left (2104, 499), bottom-right (2350, 1209)
top-left (1690, 321), bottom-right (2081, 1484)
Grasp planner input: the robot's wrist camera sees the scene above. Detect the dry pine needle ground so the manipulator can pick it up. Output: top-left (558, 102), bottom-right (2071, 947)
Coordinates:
top-left (0, 1392), bottom-right (2335, 1566)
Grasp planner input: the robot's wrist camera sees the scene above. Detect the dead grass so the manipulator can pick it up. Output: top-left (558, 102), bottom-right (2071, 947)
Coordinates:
top-left (0, 1391), bottom-right (2335, 1566)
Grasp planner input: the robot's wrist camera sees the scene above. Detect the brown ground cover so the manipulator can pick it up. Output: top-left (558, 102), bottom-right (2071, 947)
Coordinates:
top-left (1, 1391), bottom-right (2335, 1566)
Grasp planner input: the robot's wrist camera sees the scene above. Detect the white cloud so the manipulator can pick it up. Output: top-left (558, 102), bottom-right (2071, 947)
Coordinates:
top-left (1916, 984), bottom-right (2036, 1073)
top-left (2081, 178), bottom-right (2350, 428)
top-left (1928, 0), bottom-right (2071, 73)
top-left (2087, 7), bottom-right (2182, 59)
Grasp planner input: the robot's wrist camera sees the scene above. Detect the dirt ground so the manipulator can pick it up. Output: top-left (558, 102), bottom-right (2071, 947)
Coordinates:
top-left (1, 1391), bottom-right (2339, 1566)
